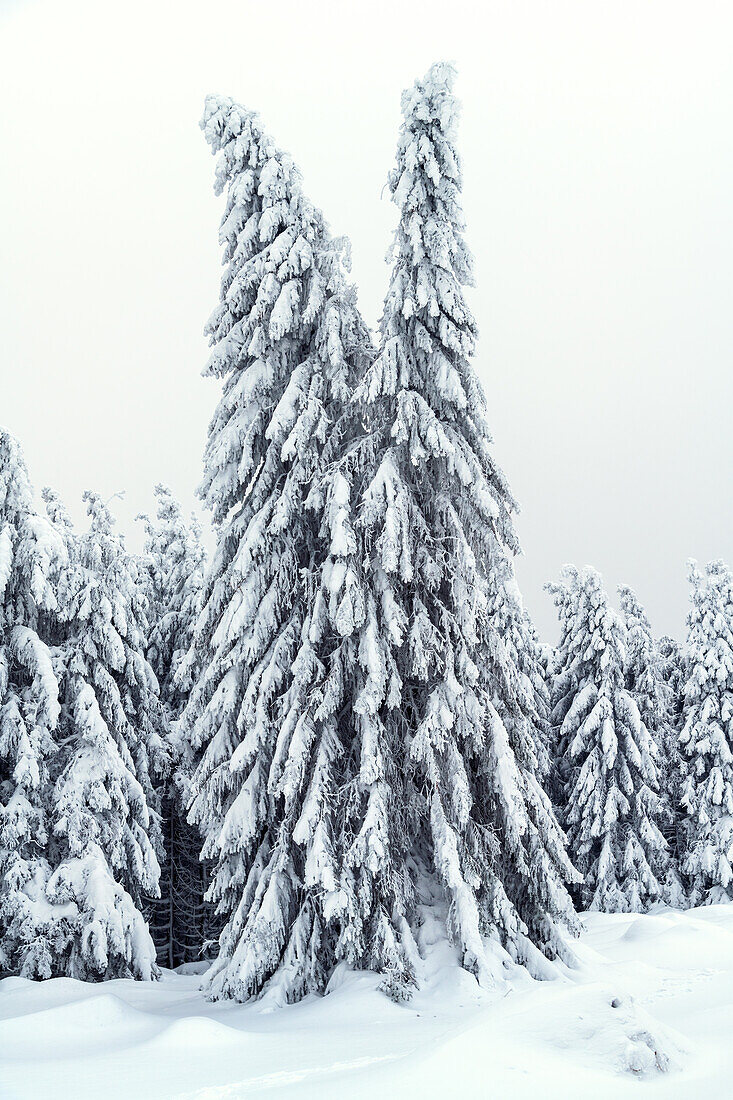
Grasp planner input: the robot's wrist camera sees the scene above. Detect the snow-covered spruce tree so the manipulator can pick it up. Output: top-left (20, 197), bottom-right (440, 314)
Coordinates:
top-left (138, 485), bottom-right (206, 712)
top-left (554, 566), bottom-right (672, 912)
top-left (658, 631), bottom-right (686, 848)
top-left (182, 95), bottom-right (376, 1001)
top-left (678, 559), bottom-right (733, 904)
top-left (531, 627), bottom-right (562, 796)
top-left (40, 489), bottom-right (163, 979)
top-left (0, 430), bottom-right (67, 978)
top-left (545, 565), bottom-right (582, 809)
top-left (659, 635), bottom-right (685, 730)
top-left (1, 436), bottom-right (162, 982)
top-left (521, 606), bottom-right (554, 784)
top-left (618, 585), bottom-right (684, 903)
top-left (331, 61), bottom-right (578, 985)
top-left (138, 485), bottom-right (210, 966)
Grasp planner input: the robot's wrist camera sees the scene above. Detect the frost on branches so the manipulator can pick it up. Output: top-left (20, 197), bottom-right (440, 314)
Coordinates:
top-left (679, 560), bottom-right (733, 904)
top-left (138, 486), bottom-right (212, 966)
top-left (550, 567), bottom-right (673, 912)
top-left (182, 95), bottom-right (374, 1002)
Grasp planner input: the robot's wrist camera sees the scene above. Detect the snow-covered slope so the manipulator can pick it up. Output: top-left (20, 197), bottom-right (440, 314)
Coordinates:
top-left (2, 906), bottom-right (733, 1099)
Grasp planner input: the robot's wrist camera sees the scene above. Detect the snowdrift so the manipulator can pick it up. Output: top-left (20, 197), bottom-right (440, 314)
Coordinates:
top-left (2, 905), bottom-right (733, 1099)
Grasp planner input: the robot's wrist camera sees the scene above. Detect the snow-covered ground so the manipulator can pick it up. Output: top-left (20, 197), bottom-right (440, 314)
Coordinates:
top-left (2, 905), bottom-right (733, 1099)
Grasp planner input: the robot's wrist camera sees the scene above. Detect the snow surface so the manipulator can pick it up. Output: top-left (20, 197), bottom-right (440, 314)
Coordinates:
top-left (2, 905), bottom-right (733, 1098)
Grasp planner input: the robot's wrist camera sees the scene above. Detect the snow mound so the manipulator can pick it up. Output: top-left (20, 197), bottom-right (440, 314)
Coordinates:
top-left (0, 991), bottom-right (158, 1060)
top-left (174, 961), bottom-right (212, 976)
top-left (590, 907), bottom-right (733, 972)
top-left (0, 976), bottom-right (30, 994)
top-left (152, 1016), bottom-right (250, 1051)
top-left (620, 913), bottom-right (676, 942)
top-left (0, 975), bottom-right (107, 1023)
top-left (536, 986), bottom-right (683, 1076)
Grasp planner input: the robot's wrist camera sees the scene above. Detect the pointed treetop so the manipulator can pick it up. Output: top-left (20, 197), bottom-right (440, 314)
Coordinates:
top-left (400, 61), bottom-right (459, 135)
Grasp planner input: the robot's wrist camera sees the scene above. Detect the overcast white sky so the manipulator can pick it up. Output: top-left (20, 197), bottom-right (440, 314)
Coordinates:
top-left (1, 0), bottom-right (731, 640)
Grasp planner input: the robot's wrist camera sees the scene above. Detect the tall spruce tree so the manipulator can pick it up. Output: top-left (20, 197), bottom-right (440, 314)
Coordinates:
top-left (551, 566), bottom-right (671, 912)
top-left (328, 61), bottom-right (578, 986)
top-left (182, 95), bottom-right (375, 1002)
top-left (678, 559), bottom-right (733, 904)
top-left (138, 486), bottom-right (210, 966)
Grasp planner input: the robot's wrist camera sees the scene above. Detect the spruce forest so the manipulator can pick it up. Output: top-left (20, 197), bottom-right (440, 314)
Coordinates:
top-left (3, 62), bottom-right (733, 1016)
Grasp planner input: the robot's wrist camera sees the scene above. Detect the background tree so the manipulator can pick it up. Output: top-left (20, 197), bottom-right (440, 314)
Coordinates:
top-left (552, 566), bottom-right (671, 912)
top-left (678, 559), bottom-right (733, 904)
top-left (545, 565), bottom-right (581, 809)
top-left (138, 485), bottom-right (210, 967)
top-left (43, 489), bottom-right (163, 979)
top-left (658, 632), bottom-right (685, 841)
top-left (1, 437), bottom-right (161, 981)
top-left (0, 431), bottom-right (66, 978)
top-left (618, 584), bottom-right (684, 903)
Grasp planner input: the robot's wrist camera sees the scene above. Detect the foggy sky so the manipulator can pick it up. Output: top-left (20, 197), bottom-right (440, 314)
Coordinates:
top-left (1, 0), bottom-right (731, 642)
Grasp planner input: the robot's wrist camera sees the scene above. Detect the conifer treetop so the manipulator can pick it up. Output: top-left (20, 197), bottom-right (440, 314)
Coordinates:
top-left (360, 62), bottom-right (517, 556)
